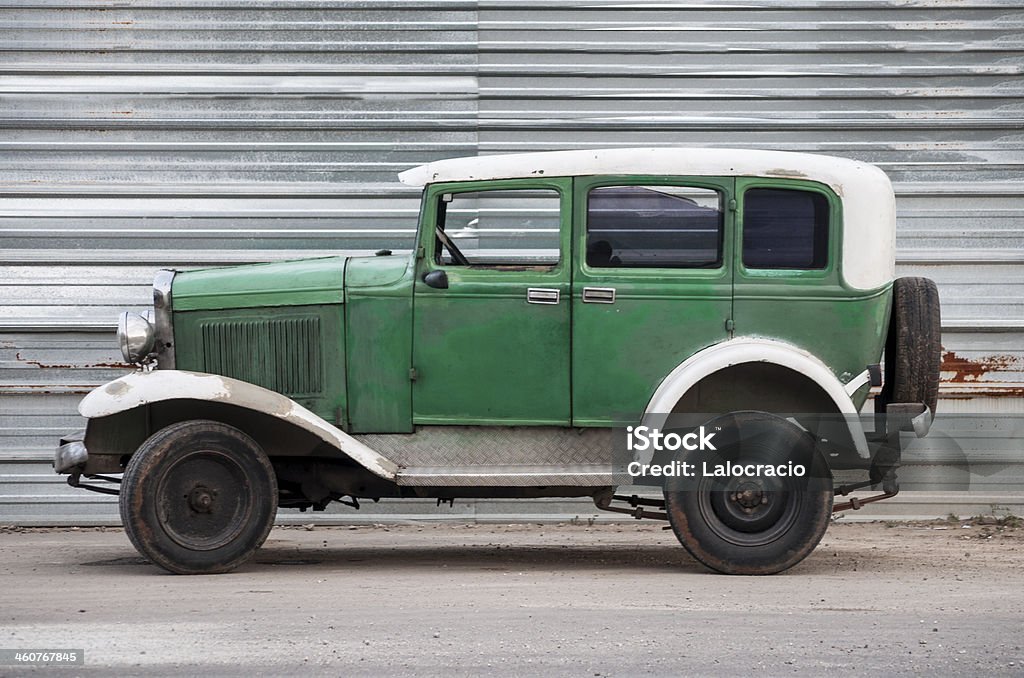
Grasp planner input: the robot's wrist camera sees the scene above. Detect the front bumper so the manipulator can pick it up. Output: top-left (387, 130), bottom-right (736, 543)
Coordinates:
top-left (54, 431), bottom-right (87, 474)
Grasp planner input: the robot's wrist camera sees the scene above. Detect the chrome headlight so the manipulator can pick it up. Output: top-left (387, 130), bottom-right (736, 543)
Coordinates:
top-left (118, 311), bottom-right (156, 363)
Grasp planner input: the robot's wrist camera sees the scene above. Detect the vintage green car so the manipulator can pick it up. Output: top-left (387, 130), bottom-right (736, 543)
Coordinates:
top-left (54, 148), bottom-right (940, 575)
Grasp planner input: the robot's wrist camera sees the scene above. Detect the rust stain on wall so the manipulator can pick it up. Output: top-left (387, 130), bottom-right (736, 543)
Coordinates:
top-left (13, 352), bottom-right (128, 370)
top-left (941, 350), bottom-right (1020, 383)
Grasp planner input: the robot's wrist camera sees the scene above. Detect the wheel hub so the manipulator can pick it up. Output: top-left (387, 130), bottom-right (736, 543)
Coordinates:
top-left (700, 470), bottom-right (800, 545)
top-left (730, 483), bottom-right (770, 514)
top-left (187, 486), bottom-right (216, 514)
top-left (155, 450), bottom-right (251, 551)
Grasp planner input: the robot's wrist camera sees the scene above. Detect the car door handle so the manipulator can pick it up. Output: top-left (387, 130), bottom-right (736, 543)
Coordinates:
top-left (582, 287), bottom-right (616, 304)
top-left (527, 288), bottom-right (560, 305)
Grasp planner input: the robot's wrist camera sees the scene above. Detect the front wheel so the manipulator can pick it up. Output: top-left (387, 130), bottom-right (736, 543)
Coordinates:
top-left (664, 412), bottom-right (833, 575)
top-left (119, 420), bottom-right (278, 575)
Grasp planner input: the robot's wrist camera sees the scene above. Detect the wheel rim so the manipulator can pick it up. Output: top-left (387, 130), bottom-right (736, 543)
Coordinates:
top-left (697, 474), bottom-right (803, 547)
top-left (694, 426), bottom-right (806, 548)
top-left (154, 449), bottom-right (253, 551)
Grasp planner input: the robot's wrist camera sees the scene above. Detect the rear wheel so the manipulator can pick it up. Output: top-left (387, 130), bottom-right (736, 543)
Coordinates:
top-left (119, 420), bottom-right (277, 575)
top-left (664, 412), bottom-right (833, 575)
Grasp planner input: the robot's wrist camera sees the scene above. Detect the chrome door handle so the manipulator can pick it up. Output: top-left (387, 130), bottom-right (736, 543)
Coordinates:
top-left (527, 288), bottom-right (560, 305)
top-left (582, 287), bottom-right (616, 304)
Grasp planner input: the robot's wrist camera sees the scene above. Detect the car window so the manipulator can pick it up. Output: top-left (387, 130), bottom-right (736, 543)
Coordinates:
top-left (586, 185), bottom-right (723, 269)
top-left (743, 188), bottom-right (829, 270)
top-left (435, 188), bottom-right (561, 266)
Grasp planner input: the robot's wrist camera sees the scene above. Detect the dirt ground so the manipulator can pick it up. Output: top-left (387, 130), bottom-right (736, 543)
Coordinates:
top-left (0, 519), bottom-right (1022, 676)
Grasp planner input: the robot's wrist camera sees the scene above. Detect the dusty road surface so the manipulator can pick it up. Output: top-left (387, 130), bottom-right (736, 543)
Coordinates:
top-left (1, 520), bottom-right (1022, 677)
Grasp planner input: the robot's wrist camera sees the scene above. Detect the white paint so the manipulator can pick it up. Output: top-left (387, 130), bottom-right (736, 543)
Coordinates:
top-left (399, 148), bottom-right (895, 290)
top-left (79, 370), bottom-right (399, 480)
top-left (643, 337), bottom-right (871, 458)
top-left (844, 369), bottom-right (872, 397)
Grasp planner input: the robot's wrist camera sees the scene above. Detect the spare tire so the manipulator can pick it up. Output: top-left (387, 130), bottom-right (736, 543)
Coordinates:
top-left (878, 277), bottom-right (941, 418)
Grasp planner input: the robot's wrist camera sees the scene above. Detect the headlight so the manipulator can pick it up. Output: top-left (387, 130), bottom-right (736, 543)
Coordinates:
top-left (118, 311), bottom-right (156, 363)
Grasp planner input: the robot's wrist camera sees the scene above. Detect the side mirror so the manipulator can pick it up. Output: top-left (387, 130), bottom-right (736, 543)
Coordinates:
top-left (422, 270), bottom-right (449, 289)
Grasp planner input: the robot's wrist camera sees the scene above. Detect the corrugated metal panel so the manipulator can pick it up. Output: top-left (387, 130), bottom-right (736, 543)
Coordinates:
top-left (2, 1), bottom-right (1022, 524)
top-left (472, 0), bottom-right (1024, 396)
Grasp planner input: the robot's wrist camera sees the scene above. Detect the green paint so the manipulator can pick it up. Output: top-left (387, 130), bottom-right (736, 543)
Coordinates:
top-left (174, 257), bottom-right (346, 311)
top-left (345, 255), bottom-right (416, 433)
top-left (175, 304), bottom-right (346, 423)
top-left (733, 177), bottom-right (889, 411)
top-left (168, 173), bottom-right (893, 435)
top-left (412, 178), bottom-right (573, 425)
top-left (572, 176), bottom-right (733, 426)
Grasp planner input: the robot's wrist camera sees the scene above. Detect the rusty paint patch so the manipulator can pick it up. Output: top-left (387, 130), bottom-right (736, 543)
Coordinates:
top-left (941, 350), bottom-right (1021, 383)
top-left (765, 167), bottom-right (809, 179)
top-left (4, 385), bottom-right (96, 395)
top-left (938, 387), bottom-right (1024, 399)
top-left (14, 351), bottom-right (129, 369)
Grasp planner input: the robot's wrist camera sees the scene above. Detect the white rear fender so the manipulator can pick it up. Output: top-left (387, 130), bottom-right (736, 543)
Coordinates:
top-left (80, 370), bottom-right (399, 480)
top-left (645, 338), bottom-right (870, 459)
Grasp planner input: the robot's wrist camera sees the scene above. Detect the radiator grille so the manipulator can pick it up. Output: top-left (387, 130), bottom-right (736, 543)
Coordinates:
top-left (200, 317), bottom-right (322, 396)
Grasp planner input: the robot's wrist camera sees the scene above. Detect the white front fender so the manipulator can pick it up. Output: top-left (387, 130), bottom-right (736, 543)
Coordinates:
top-left (80, 370), bottom-right (399, 480)
top-left (644, 338), bottom-right (871, 459)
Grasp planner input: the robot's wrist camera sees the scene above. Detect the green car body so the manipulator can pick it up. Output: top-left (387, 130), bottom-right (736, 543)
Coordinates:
top-left (169, 175), bottom-right (888, 433)
top-left (56, 148), bottom-right (941, 575)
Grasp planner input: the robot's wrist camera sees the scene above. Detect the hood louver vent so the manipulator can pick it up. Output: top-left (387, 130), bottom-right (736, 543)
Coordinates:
top-left (200, 317), bottom-right (322, 397)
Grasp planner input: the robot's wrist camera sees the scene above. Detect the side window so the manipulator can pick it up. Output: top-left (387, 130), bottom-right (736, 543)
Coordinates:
top-left (435, 188), bottom-right (561, 266)
top-left (743, 188), bottom-right (830, 270)
top-left (586, 185), bottom-right (723, 268)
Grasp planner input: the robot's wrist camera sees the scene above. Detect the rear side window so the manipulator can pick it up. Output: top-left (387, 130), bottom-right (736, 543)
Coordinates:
top-left (586, 185), bottom-right (723, 268)
top-left (743, 188), bottom-right (830, 270)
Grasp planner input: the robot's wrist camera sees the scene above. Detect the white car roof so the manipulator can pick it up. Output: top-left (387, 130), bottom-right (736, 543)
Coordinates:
top-left (398, 148), bottom-right (895, 290)
top-left (400, 147), bottom-right (877, 190)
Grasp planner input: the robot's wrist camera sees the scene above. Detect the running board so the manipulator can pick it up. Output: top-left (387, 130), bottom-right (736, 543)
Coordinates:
top-left (395, 465), bottom-right (618, 487)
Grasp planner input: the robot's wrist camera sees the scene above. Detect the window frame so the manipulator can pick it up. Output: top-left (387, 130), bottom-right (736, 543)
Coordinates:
top-left (735, 178), bottom-right (842, 282)
top-left (418, 178), bottom-right (571, 275)
top-left (576, 175), bottom-right (733, 280)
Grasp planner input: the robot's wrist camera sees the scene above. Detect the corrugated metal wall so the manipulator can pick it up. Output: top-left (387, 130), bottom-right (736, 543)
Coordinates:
top-left (2, 1), bottom-right (1022, 525)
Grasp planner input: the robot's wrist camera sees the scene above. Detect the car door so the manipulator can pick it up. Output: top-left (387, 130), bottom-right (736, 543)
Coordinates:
top-left (412, 178), bottom-right (572, 425)
top-left (571, 176), bottom-right (734, 426)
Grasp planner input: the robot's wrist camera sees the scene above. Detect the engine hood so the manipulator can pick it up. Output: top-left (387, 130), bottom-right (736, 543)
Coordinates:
top-left (173, 256), bottom-right (347, 311)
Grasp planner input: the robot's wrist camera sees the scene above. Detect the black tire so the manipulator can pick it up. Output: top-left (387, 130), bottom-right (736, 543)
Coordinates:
top-left (120, 420), bottom-right (278, 575)
top-left (664, 412), bottom-right (833, 575)
top-left (878, 277), bottom-right (941, 418)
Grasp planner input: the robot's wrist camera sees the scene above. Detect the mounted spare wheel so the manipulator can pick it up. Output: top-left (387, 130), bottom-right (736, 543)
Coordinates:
top-left (664, 412), bottom-right (833, 575)
top-left (120, 420), bottom-right (278, 575)
top-left (878, 277), bottom-right (941, 419)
